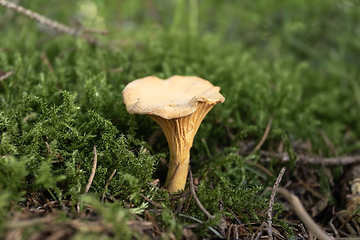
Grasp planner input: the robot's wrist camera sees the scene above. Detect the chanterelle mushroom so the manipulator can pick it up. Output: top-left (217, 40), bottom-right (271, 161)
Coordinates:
top-left (122, 75), bottom-right (225, 193)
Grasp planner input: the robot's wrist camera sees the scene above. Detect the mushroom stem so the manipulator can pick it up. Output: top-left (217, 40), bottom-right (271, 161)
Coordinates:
top-left (149, 101), bottom-right (217, 193)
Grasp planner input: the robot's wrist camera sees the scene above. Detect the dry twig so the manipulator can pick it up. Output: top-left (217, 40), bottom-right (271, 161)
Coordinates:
top-left (250, 162), bottom-right (273, 176)
top-left (272, 188), bottom-right (331, 240)
top-left (45, 142), bottom-right (51, 155)
top-left (189, 171), bottom-right (213, 219)
top-left (175, 195), bottom-right (187, 216)
top-left (253, 222), bottom-right (265, 240)
top-left (299, 223), bottom-right (309, 239)
top-left (0, 0), bottom-right (105, 46)
top-left (84, 146), bottom-right (98, 194)
top-left (338, 214), bottom-right (356, 236)
top-left (351, 218), bottom-right (360, 236)
top-left (0, 70), bottom-right (14, 82)
top-left (144, 210), bottom-right (162, 235)
top-left (267, 167), bottom-right (286, 240)
top-left (251, 116), bottom-right (273, 155)
top-left (226, 207), bottom-right (242, 225)
top-left (0, 0), bottom-right (18, 26)
top-left (140, 194), bottom-right (162, 209)
top-left (260, 150), bottom-right (360, 165)
top-left (101, 169), bottom-right (116, 203)
top-left (329, 217), bottom-right (340, 238)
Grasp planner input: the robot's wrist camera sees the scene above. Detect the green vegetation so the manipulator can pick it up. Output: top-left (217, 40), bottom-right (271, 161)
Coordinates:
top-left (1, 0), bottom-right (359, 238)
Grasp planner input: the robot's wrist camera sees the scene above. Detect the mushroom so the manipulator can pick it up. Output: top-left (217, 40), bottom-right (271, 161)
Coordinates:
top-left (122, 75), bottom-right (225, 193)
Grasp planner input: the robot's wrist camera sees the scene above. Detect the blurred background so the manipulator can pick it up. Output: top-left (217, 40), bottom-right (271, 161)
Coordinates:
top-left (2, 0), bottom-right (360, 176)
top-left (2, 0), bottom-right (360, 169)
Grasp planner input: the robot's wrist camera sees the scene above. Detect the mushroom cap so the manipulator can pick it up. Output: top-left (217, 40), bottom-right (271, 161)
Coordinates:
top-left (122, 75), bottom-right (225, 119)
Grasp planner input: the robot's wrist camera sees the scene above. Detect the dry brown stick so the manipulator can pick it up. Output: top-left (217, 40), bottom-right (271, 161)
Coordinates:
top-left (84, 146), bottom-right (98, 194)
top-left (183, 194), bottom-right (192, 214)
top-left (351, 218), bottom-right (360, 236)
top-left (251, 116), bottom-right (273, 155)
top-left (189, 171), bottom-right (213, 219)
top-left (0, 0), bottom-right (77, 34)
top-left (233, 224), bottom-right (239, 240)
top-left (141, 194), bottom-right (163, 209)
top-left (144, 210), bottom-right (162, 235)
top-left (6, 215), bottom-right (58, 228)
top-left (45, 142), bottom-right (51, 155)
top-left (260, 150), bottom-right (360, 166)
top-left (175, 195), bottom-right (187, 216)
top-left (0, 0), bottom-right (104, 46)
top-left (218, 196), bottom-right (227, 237)
top-left (251, 162), bottom-right (273, 177)
top-left (226, 207), bottom-right (243, 225)
top-left (224, 125), bottom-right (235, 141)
top-left (101, 169), bottom-right (116, 203)
top-left (329, 217), bottom-right (340, 238)
top-left (272, 188), bottom-right (331, 240)
top-left (42, 200), bottom-right (70, 208)
top-left (227, 224), bottom-right (233, 240)
top-left (267, 167), bottom-right (286, 240)
top-left (253, 222), bottom-right (265, 240)
top-left (337, 214), bottom-right (357, 236)
top-left (0, 70), bottom-right (14, 82)
top-left (0, 0), bottom-right (18, 26)
top-left (299, 223), bottom-right (309, 239)
top-left (338, 215), bottom-right (352, 231)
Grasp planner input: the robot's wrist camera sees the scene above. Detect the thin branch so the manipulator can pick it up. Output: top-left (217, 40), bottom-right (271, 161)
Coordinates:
top-left (189, 171), bottom-right (213, 220)
top-left (183, 194), bottom-right (192, 214)
top-left (45, 142), bottom-right (51, 155)
top-left (175, 195), bottom-right (187, 216)
top-left (253, 222), bottom-right (265, 240)
top-left (329, 217), bottom-right (340, 238)
top-left (140, 194), bottom-right (163, 209)
top-left (271, 187), bottom-right (331, 240)
top-left (0, 70), bottom-right (14, 82)
top-left (226, 207), bottom-right (242, 225)
top-left (144, 210), bottom-right (162, 235)
top-left (101, 169), bottom-right (116, 203)
top-left (299, 223), bottom-right (309, 239)
top-left (247, 161), bottom-right (273, 177)
top-left (267, 167), bottom-right (286, 240)
top-left (227, 224), bottom-right (234, 240)
top-left (337, 214), bottom-right (357, 236)
top-left (233, 224), bottom-right (239, 240)
top-left (0, 0), bottom-right (76, 34)
top-left (260, 150), bottom-right (360, 165)
top-left (250, 116), bottom-right (273, 155)
top-left (84, 146), bottom-right (98, 194)
top-left (0, 0), bottom-right (105, 46)
top-left (351, 218), bottom-right (360, 236)
top-left (0, 0), bottom-right (16, 26)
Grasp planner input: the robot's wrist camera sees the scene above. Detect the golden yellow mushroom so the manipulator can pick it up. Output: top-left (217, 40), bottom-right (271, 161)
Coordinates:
top-left (122, 75), bottom-right (225, 193)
